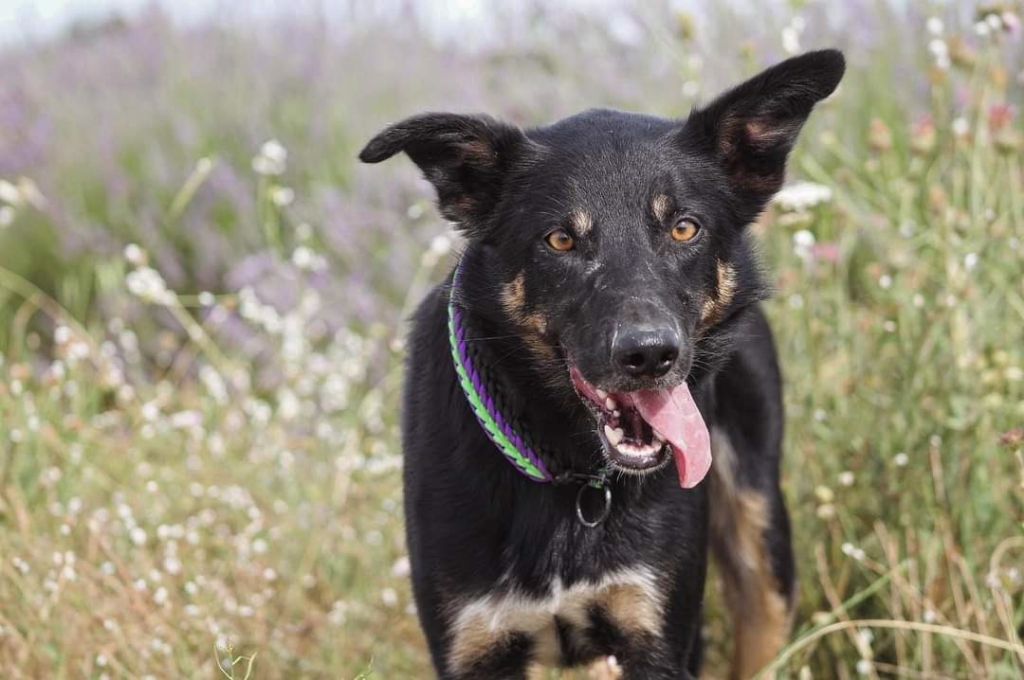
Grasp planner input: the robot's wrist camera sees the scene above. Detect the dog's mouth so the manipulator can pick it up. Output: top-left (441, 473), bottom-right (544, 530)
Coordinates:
top-left (569, 366), bottom-right (712, 488)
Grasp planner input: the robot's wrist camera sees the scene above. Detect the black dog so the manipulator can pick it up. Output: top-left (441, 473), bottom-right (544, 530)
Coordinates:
top-left (360, 49), bottom-right (844, 679)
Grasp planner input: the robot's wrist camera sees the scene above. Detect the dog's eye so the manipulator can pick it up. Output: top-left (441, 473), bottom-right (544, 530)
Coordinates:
top-left (671, 218), bottom-right (701, 243)
top-left (545, 229), bottom-right (575, 252)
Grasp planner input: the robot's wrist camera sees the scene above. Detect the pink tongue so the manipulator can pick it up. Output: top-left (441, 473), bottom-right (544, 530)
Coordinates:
top-left (633, 384), bottom-right (712, 489)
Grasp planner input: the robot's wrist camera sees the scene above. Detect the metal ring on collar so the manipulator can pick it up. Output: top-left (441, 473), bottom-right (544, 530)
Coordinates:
top-left (575, 482), bottom-right (612, 527)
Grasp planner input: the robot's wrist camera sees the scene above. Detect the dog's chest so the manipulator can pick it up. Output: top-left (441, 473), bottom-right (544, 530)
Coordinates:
top-left (447, 565), bottom-right (665, 671)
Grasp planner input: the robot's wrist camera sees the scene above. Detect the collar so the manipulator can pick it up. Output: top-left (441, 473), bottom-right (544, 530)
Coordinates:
top-left (447, 259), bottom-right (613, 525)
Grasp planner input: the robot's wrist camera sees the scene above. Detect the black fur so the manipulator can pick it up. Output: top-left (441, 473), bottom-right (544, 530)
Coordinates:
top-left (361, 50), bottom-right (844, 679)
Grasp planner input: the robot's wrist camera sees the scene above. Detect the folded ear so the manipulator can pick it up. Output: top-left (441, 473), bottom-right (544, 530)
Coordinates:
top-left (359, 112), bottom-right (530, 234)
top-left (682, 49), bottom-right (844, 204)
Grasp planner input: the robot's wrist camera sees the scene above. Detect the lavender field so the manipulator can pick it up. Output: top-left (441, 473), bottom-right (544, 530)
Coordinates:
top-left (0, 1), bottom-right (1023, 677)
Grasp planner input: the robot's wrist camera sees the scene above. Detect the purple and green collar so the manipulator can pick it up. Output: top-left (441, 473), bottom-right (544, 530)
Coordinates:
top-left (447, 262), bottom-right (553, 482)
top-left (446, 259), bottom-right (613, 526)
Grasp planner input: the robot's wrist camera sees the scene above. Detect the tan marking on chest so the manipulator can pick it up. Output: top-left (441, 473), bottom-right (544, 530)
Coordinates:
top-left (447, 567), bottom-right (664, 672)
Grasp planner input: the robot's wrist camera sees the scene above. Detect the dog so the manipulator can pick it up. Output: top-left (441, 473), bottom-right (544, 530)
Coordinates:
top-left (359, 49), bottom-right (844, 679)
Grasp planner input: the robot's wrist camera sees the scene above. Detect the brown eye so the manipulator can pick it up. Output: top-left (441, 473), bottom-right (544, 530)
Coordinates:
top-left (545, 229), bottom-right (575, 252)
top-left (671, 218), bottom-right (701, 243)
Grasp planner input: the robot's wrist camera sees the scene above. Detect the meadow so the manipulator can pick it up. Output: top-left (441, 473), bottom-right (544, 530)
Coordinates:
top-left (0, 1), bottom-right (1022, 677)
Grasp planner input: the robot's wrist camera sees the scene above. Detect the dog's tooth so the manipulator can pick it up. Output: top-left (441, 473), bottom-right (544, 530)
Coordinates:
top-left (604, 397), bottom-right (617, 411)
top-left (620, 442), bottom-right (644, 457)
top-left (595, 388), bottom-right (608, 400)
top-left (612, 410), bottom-right (620, 418)
top-left (604, 424), bottom-right (624, 446)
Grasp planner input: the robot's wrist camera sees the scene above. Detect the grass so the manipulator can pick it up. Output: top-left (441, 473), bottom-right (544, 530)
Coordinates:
top-left (0, 2), bottom-right (1023, 678)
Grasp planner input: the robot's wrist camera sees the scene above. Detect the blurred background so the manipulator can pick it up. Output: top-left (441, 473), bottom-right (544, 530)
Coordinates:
top-left (0, 1), bottom-right (1022, 678)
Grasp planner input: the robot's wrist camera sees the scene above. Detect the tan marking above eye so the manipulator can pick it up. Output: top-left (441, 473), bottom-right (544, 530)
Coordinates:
top-left (651, 194), bottom-right (673, 222)
top-left (671, 218), bottom-right (701, 243)
top-left (545, 229), bottom-right (575, 252)
top-left (570, 209), bottom-right (593, 236)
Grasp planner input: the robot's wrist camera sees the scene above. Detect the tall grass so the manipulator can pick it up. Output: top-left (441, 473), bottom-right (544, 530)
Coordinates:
top-left (0, 2), bottom-right (1022, 677)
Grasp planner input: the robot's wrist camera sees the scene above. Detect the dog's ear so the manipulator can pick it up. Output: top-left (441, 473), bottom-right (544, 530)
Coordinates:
top-left (681, 49), bottom-right (844, 205)
top-left (359, 112), bottom-right (530, 234)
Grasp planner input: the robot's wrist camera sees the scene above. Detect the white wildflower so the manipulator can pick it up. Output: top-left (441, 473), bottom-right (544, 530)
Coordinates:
top-left (253, 139), bottom-right (287, 176)
top-left (169, 410), bottom-right (203, 430)
top-left (952, 117), bottom-right (970, 137)
top-left (878, 274), bottom-right (893, 290)
top-left (269, 186), bottom-right (295, 207)
top-left (926, 17), bottom-right (944, 35)
top-left (781, 21), bottom-right (802, 55)
top-left (0, 206), bottom-right (13, 228)
top-left (0, 179), bottom-right (21, 205)
top-left (391, 556), bottom-right (411, 578)
top-left (963, 252), bottom-right (978, 271)
top-left (838, 471), bottom-right (855, 486)
top-left (928, 38), bottom-right (947, 58)
top-left (126, 267), bottom-right (174, 305)
top-left (54, 325), bottom-right (72, 345)
top-left (856, 659), bottom-right (873, 675)
top-left (773, 181), bottom-right (833, 212)
top-left (130, 527), bottom-right (148, 547)
top-left (200, 366), bottom-right (229, 404)
top-left (841, 542), bottom-right (866, 561)
top-left (291, 245), bottom-right (327, 272)
top-left (430, 233), bottom-right (453, 256)
top-left (792, 229), bottom-right (816, 262)
top-left (123, 243), bottom-right (146, 267)
top-left (893, 452), bottom-right (909, 467)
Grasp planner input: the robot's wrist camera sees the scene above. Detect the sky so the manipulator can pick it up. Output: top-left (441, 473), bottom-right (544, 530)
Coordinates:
top-left (0, 0), bottom-right (579, 47)
top-left (0, 0), bottom-right (196, 44)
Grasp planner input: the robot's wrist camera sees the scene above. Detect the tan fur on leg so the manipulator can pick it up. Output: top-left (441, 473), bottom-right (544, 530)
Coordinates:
top-left (709, 430), bottom-right (793, 680)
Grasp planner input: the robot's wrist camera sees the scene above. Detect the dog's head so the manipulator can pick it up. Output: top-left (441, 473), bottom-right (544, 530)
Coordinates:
top-left (361, 50), bottom-right (844, 485)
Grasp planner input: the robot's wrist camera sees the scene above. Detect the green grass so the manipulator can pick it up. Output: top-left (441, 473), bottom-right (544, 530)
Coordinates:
top-left (1, 4), bottom-right (1023, 678)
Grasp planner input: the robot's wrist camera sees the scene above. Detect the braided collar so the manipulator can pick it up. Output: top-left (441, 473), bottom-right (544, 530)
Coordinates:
top-left (447, 261), bottom-right (555, 482)
top-left (447, 259), bottom-right (614, 529)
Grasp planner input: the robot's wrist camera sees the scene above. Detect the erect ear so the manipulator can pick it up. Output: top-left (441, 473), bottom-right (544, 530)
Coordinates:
top-left (359, 112), bottom-right (531, 233)
top-left (682, 49), bottom-right (844, 204)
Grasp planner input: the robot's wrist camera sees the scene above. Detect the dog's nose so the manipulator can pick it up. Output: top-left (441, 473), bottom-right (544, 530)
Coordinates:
top-left (613, 326), bottom-right (680, 379)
